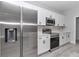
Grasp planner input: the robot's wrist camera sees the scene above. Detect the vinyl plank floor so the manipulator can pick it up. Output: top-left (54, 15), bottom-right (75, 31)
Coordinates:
top-left (2, 42), bottom-right (79, 57)
top-left (23, 43), bottom-right (79, 57)
top-left (40, 43), bottom-right (79, 57)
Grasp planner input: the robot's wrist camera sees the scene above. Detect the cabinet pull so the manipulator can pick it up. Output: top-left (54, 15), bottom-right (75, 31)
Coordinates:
top-left (43, 40), bottom-right (45, 44)
top-left (63, 24), bottom-right (65, 26)
top-left (68, 34), bottom-right (69, 38)
top-left (46, 37), bottom-right (48, 38)
top-left (39, 22), bottom-right (41, 24)
top-left (39, 38), bottom-right (42, 39)
top-left (62, 36), bottom-right (64, 39)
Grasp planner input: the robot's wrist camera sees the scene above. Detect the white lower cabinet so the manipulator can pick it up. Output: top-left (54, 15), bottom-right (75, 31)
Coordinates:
top-left (66, 32), bottom-right (70, 43)
top-left (59, 32), bottom-right (70, 46)
top-left (37, 32), bottom-right (70, 55)
top-left (59, 33), bottom-right (66, 46)
top-left (38, 34), bottom-right (50, 55)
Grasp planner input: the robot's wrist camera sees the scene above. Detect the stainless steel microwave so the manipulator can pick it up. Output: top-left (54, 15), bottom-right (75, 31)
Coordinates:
top-left (46, 17), bottom-right (55, 26)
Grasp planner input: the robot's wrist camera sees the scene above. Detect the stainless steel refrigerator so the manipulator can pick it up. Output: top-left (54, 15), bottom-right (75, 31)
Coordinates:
top-left (0, 1), bottom-right (37, 57)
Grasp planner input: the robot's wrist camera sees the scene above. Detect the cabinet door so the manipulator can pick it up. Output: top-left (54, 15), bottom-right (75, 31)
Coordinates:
top-left (38, 9), bottom-right (47, 25)
top-left (38, 35), bottom-right (50, 55)
top-left (54, 13), bottom-right (60, 26)
top-left (63, 33), bottom-right (67, 44)
top-left (38, 36), bottom-right (45, 55)
top-left (54, 13), bottom-right (65, 26)
top-left (44, 35), bottom-right (50, 53)
top-left (38, 11), bottom-right (46, 25)
top-left (59, 33), bottom-right (66, 46)
top-left (59, 33), bottom-right (64, 46)
top-left (61, 15), bottom-right (65, 26)
top-left (66, 32), bottom-right (70, 43)
top-left (59, 15), bottom-right (63, 26)
top-left (63, 33), bottom-right (70, 44)
top-left (56, 14), bottom-right (64, 26)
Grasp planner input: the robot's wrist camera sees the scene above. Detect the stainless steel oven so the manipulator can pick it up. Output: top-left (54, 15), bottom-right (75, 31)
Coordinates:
top-left (50, 33), bottom-right (59, 50)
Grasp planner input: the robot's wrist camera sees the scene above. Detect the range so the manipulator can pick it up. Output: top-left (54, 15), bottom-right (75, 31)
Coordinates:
top-left (42, 28), bottom-right (59, 50)
top-left (50, 33), bottom-right (59, 50)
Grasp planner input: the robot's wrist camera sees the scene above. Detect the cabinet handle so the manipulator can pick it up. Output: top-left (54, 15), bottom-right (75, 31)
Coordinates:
top-left (63, 24), bottom-right (65, 26)
top-left (68, 34), bottom-right (69, 38)
top-left (39, 38), bottom-right (42, 39)
top-left (46, 37), bottom-right (48, 38)
top-left (39, 22), bottom-right (41, 24)
top-left (43, 40), bottom-right (45, 44)
top-left (62, 36), bottom-right (64, 39)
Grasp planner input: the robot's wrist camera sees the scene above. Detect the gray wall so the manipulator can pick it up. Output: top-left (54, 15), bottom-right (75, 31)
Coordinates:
top-left (76, 17), bottom-right (79, 40)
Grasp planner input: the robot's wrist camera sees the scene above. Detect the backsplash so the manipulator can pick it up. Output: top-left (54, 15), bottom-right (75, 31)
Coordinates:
top-left (38, 26), bottom-right (65, 34)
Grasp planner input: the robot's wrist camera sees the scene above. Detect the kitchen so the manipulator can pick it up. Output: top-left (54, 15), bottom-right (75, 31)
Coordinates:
top-left (38, 15), bottom-right (70, 55)
top-left (0, 1), bottom-right (79, 57)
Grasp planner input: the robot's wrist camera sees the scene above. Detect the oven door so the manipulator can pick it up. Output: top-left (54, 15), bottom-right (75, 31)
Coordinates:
top-left (50, 37), bottom-right (59, 49)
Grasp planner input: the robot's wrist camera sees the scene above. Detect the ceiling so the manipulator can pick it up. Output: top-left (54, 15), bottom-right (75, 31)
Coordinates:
top-left (26, 1), bottom-right (79, 14)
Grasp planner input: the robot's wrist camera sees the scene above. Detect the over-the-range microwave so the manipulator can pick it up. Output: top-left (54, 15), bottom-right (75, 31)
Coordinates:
top-left (46, 17), bottom-right (55, 26)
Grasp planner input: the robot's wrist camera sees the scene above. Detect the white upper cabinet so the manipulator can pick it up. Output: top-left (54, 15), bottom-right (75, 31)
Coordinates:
top-left (53, 13), bottom-right (65, 26)
top-left (59, 32), bottom-right (70, 46)
top-left (38, 9), bottom-right (46, 25)
top-left (60, 15), bottom-right (65, 26)
top-left (38, 8), bottom-right (52, 25)
top-left (38, 8), bottom-right (65, 26)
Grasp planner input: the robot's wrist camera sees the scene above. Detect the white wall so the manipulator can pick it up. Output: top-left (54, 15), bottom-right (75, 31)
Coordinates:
top-left (63, 7), bottom-right (79, 44)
